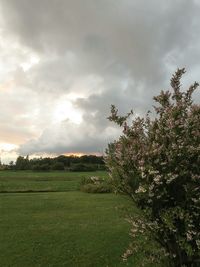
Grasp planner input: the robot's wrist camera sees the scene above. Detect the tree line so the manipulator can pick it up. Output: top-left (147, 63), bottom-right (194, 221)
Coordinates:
top-left (1, 155), bottom-right (105, 172)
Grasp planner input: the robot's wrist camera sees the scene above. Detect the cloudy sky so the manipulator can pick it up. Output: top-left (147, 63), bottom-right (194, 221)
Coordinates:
top-left (0, 0), bottom-right (200, 163)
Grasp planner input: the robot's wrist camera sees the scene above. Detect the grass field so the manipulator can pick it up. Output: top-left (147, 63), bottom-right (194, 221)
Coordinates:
top-left (0, 171), bottom-right (108, 193)
top-left (0, 171), bottom-right (164, 267)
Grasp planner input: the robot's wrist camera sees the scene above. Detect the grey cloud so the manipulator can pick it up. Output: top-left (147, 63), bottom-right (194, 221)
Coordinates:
top-left (3, 0), bottom-right (200, 76)
top-left (18, 120), bottom-right (120, 155)
top-left (0, 0), bottom-right (200, 157)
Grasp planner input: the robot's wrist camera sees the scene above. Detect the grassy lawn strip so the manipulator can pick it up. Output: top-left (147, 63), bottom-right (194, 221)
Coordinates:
top-left (0, 171), bottom-right (107, 193)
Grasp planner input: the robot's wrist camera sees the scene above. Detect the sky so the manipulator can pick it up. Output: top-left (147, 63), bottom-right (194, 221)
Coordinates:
top-left (0, 0), bottom-right (200, 163)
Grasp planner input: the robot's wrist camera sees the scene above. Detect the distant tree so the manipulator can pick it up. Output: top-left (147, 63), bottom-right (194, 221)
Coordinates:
top-left (9, 161), bottom-right (14, 170)
top-left (15, 156), bottom-right (30, 170)
top-left (51, 162), bottom-right (65, 170)
top-left (55, 155), bottom-right (70, 167)
top-left (70, 163), bottom-right (96, 172)
top-left (32, 163), bottom-right (50, 171)
top-left (80, 155), bottom-right (104, 164)
top-left (15, 154), bottom-right (105, 171)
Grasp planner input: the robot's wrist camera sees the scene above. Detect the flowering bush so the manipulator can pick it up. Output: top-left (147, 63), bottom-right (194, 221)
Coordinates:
top-left (106, 69), bottom-right (200, 266)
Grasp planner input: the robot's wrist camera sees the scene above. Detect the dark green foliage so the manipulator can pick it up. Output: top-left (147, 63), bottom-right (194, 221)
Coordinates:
top-left (56, 155), bottom-right (71, 166)
top-left (15, 155), bottom-right (30, 170)
top-left (70, 163), bottom-right (96, 172)
top-left (51, 162), bottom-right (65, 170)
top-left (32, 163), bottom-right (50, 171)
top-left (80, 155), bottom-right (104, 164)
top-left (11, 155), bottom-right (105, 171)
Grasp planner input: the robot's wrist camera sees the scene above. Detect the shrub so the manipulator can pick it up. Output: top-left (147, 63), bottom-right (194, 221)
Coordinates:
top-left (81, 183), bottom-right (112, 193)
top-left (106, 69), bottom-right (200, 266)
top-left (80, 176), bottom-right (112, 193)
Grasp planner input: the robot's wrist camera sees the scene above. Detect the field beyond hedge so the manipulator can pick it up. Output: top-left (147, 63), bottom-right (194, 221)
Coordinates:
top-left (0, 171), bottom-right (164, 267)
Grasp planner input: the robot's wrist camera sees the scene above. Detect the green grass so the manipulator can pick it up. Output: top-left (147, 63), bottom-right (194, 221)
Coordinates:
top-left (0, 171), bottom-right (107, 193)
top-left (0, 191), bottom-right (138, 267)
top-left (0, 171), bottom-right (165, 266)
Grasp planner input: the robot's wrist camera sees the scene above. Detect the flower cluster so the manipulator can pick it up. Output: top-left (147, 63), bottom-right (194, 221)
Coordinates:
top-left (106, 69), bottom-right (200, 266)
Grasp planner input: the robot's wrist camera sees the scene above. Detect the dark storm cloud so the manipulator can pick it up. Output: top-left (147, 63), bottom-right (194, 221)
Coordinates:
top-left (0, 0), bottom-right (200, 156)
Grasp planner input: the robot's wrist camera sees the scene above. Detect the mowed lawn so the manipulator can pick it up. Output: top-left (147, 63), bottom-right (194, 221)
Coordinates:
top-left (0, 171), bottom-right (108, 193)
top-left (0, 171), bottom-right (163, 267)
